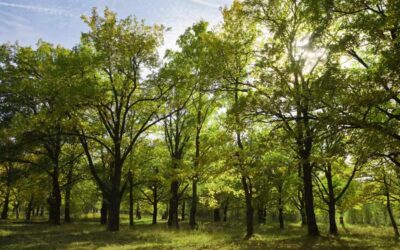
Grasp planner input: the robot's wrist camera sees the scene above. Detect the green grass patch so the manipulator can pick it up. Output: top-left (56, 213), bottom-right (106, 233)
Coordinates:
top-left (0, 218), bottom-right (399, 249)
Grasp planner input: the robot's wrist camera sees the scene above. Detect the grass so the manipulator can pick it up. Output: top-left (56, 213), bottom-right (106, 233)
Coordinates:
top-left (0, 217), bottom-right (399, 249)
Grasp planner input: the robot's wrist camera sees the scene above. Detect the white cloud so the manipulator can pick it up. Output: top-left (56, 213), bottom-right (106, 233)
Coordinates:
top-left (0, 1), bottom-right (76, 17)
top-left (190, 0), bottom-right (221, 8)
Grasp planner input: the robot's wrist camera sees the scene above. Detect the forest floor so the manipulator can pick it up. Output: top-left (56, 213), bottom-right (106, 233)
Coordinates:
top-left (0, 216), bottom-right (399, 249)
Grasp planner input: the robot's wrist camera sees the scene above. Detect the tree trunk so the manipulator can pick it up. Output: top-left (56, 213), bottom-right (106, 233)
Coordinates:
top-left (168, 180), bottom-right (179, 228)
top-left (214, 208), bottom-right (221, 222)
top-left (152, 185), bottom-right (158, 225)
top-left (64, 186), bottom-right (72, 223)
top-left (64, 161), bottom-right (74, 223)
top-left (189, 180), bottom-right (198, 229)
top-left (162, 204), bottom-right (168, 220)
top-left (49, 170), bottom-right (62, 225)
top-left (40, 206), bottom-right (44, 217)
top-left (278, 188), bottom-right (284, 229)
top-left (190, 109), bottom-right (201, 229)
top-left (25, 195), bottom-right (34, 221)
top-left (326, 163), bottom-right (338, 235)
top-left (107, 192), bottom-right (121, 232)
top-left (100, 197), bottom-right (108, 225)
top-left (257, 203), bottom-right (266, 224)
top-left (181, 200), bottom-right (185, 221)
top-left (242, 176), bottom-right (254, 239)
top-left (136, 201), bottom-right (141, 220)
top-left (303, 162), bottom-right (319, 236)
top-left (278, 208), bottom-right (284, 229)
top-left (1, 186), bottom-right (10, 219)
top-left (339, 212), bottom-right (344, 227)
top-left (15, 202), bottom-right (20, 219)
top-left (384, 175), bottom-right (400, 238)
top-left (223, 199), bottom-right (229, 222)
top-left (128, 171), bottom-right (134, 227)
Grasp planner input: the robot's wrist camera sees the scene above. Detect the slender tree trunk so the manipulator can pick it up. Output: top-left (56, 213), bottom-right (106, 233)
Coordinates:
top-left (15, 202), bottom-right (19, 219)
top-left (257, 203), bottom-right (266, 224)
top-left (128, 171), bottom-right (134, 227)
top-left (214, 208), bottom-right (221, 222)
top-left (136, 201), bottom-right (141, 220)
top-left (189, 180), bottom-right (198, 229)
top-left (64, 162), bottom-right (74, 223)
top-left (25, 195), bottom-right (34, 221)
top-left (278, 187), bottom-right (284, 229)
top-left (152, 185), bottom-right (158, 225)
top-left (64, 186), bottom-right (72, 223)
top-left (326, 163), bottom-right (338, 235)
top-left (384, 175), bottom-right (399, 238)
top-left (223, 199), bottom-right (229, 222)
top-left (298, 167), bottom-right (307, 226)
top-left (339, 212), bottom-right (344, 227)
top-left (39, 206), bottom-right (44, 217)
top-left (162, 203), bottom-right (168, 220)
top-left (190, 108), bottom-right (202, 229)
top-left (181, 200), bottom-right (185, 221)
top-left (168, 180), bottom-right (179, 228)
top-left (1, 186), bottom-right (10, 219)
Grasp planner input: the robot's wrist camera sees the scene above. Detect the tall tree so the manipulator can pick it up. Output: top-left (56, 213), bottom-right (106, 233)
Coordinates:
top-left (76, 8), bottom-right (170, 231)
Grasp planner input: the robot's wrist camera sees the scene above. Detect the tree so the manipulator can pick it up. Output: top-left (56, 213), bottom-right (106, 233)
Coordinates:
top-left (76, 8), bottom-right (170, 231)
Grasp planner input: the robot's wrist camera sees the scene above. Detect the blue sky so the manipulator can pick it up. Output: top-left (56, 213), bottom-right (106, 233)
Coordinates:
top-left (0, 0), bottom-right (233, 49)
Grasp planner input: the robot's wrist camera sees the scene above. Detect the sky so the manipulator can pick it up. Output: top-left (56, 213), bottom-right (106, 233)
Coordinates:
top-left (0, 0), bottom-right (233, 50)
